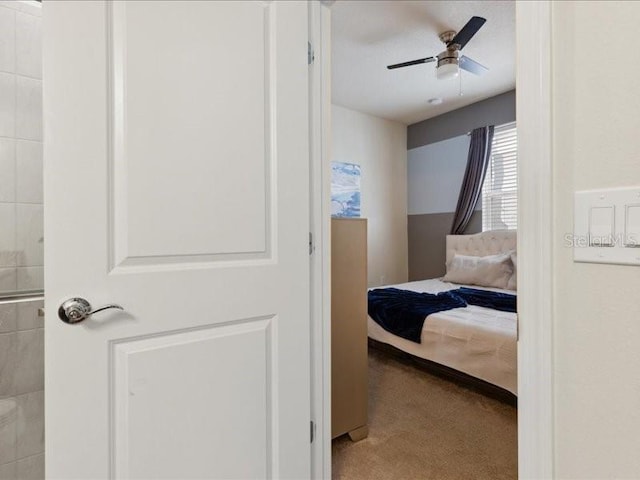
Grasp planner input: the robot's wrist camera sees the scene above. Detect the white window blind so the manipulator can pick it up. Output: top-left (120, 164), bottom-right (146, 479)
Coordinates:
top-left (482, 122), bottom-right (518, 231)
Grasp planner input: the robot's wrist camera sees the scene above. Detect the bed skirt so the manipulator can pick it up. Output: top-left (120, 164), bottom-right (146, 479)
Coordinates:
top-left (368, 338), bottom-right (517, 406)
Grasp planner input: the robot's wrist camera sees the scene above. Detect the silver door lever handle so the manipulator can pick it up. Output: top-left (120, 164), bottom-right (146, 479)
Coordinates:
top-left (58, 297), bottom-right (124, 324)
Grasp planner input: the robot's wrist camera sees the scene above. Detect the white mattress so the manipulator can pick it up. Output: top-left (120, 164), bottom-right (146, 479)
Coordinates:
top-left (368, 278), bottom-right (517, 395)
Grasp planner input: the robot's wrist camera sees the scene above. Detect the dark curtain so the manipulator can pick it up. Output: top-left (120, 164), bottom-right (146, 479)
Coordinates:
top-left (450, 125), bottom-right (495, 234)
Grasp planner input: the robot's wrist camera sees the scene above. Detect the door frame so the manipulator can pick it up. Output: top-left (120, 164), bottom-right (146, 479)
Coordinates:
top-left (309, 2), bottom-right (332, 478)
top-left (514, 2), bottom-right (554, 478)
top-left (309, 1), bottom-right (554, 479)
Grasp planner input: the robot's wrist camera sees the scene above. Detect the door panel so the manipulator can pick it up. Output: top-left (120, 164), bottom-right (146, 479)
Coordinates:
top-left (44, 1), bottom-right (310, 478)
top-left (112, 1), bottom-right (272, 263)
top-left (113, 317), bottom-right (274, 479)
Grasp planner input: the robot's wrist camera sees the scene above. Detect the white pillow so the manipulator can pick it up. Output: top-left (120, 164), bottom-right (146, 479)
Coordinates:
top-left (443, 252), bottom-right (514, 289)
top-left (507, 252), bottom-right (517, 291)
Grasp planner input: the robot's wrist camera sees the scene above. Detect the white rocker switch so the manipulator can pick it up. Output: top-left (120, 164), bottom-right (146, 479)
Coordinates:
top-left (589, 206), bottom-right (614, 247)
top-left (625, 204), bottom-right (640, 247)
top-left (575, 187), bottom-right (640, 265)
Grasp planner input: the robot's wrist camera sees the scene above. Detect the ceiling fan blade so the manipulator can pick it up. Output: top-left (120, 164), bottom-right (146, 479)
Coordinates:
top-left (459, 55), bottom-right (488, 75)
top-left (448, 16), bottom-right (486, 50)
top-left (387, 57), bottom-right (435, 70)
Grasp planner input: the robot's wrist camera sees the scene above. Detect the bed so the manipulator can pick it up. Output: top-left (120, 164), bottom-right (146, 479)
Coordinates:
top-left (368, 230), bottom-right (517, 399)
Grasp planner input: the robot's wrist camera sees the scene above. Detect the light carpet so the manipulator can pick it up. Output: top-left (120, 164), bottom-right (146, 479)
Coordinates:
top-left (332, 348), bottom-right (517, 480)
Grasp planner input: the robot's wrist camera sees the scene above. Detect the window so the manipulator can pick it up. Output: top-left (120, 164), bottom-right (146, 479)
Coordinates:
top-left (482, 122), bottom-right (517, 231)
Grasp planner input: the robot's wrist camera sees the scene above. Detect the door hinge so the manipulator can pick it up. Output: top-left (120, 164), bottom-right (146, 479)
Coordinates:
top-left (308, 42), bottom-right (315, 65)
top-left (309, 232), bottom-right (314, 255)
top-left (310, 421), bottom-right (316, 443)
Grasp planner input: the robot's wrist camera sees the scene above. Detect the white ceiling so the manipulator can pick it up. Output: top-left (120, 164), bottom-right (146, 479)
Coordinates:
top-left (331, 0), bottom-right (515, 125)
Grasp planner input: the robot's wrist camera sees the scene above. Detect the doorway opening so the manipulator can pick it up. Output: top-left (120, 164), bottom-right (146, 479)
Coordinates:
top-left (321, 2), bottom-right (520, 478)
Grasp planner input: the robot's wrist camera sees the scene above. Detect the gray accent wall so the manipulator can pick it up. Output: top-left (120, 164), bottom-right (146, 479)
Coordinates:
top-left (408, 135), bottom-right (472, 215)
top-left (408, 90), bottom-right (515, 149)
top-left (408, 211), bottom-right (482, 281)
top-left (406, 134), bottom-right (481, 280)
top-left (406, 91), bottom-right (515, 281)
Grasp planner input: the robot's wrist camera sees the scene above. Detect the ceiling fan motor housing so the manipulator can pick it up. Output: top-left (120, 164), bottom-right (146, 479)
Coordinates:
top-left (437, 49), bottom-right (459, 68)
top-left (438, 30), bottom-right (457, 45)
top-left (437, 30), bottom-right (460, 69)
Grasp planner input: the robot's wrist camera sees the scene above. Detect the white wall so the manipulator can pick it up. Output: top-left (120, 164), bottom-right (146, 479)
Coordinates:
top-left (407, 134), bottom-right (473, 215)
top-left (332, 105), bottom-right (407, 287)
top-left (552, 2), bottom-right (640, 478)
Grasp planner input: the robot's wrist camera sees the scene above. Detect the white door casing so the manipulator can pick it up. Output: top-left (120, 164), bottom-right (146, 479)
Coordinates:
top-left (44, 1), bottom-right (310, 478)
top-left (515, 1), bottom-right (554, 478)
top-left (311, 2), bottom-right (555, 479)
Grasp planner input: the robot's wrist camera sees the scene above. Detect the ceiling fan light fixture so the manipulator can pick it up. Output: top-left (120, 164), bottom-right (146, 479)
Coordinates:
top-left (436, 62), bottom-right (459, 80)
top-left (436, 48), bottom-right (460, 80)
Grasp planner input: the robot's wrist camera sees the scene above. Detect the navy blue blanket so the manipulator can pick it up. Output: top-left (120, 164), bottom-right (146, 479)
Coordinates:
top-left (455, 287), bottom-right (517, 313)
top-left (367, 288), bottom-right (467, 343)
top-left (368, 287), bottom-right (517, 343)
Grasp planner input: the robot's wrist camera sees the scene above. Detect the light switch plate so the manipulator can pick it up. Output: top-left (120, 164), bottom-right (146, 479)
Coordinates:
top-left (574, 187), bottom-right (640, 266)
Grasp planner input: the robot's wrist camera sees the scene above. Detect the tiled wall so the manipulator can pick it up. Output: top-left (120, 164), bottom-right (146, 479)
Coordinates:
top-left (0, 2), bottom-right (44, 479)
top-left (0, 299), bottom-right (44, 479)
top-left (0, 1), bottom-right (43, 296)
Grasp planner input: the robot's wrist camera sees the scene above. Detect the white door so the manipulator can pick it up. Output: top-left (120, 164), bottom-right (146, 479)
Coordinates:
top-left (43, 1), bottom-right (310, 478)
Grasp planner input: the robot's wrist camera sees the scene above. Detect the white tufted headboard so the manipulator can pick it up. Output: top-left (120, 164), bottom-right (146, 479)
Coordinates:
top-left (446, 230), bottom-right (517, 265)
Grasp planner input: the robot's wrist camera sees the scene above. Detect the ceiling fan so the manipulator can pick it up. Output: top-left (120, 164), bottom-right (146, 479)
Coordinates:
top-left (387, 16), bottom-right (488, 80)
